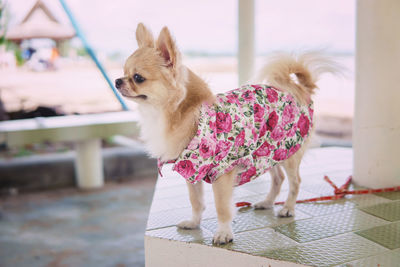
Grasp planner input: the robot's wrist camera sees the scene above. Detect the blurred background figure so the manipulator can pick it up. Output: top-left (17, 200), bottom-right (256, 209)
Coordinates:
top-left (24, 40), bottom-right (60, 71)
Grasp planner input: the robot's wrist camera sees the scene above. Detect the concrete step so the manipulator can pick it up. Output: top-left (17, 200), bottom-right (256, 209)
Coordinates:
top-left (0, 146), bottom-right (157, 194)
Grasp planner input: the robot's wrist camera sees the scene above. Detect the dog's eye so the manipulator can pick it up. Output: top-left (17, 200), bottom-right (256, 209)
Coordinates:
top-left (133, 73), bottom-right (145, 83)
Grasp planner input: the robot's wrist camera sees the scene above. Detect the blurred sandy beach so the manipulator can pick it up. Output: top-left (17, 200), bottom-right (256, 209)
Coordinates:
top-left (0, 55), bottom-right (354, 117)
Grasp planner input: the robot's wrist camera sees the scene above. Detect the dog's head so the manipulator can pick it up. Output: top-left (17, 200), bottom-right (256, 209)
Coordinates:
top-left (115, 23), bottom-right (187, 110)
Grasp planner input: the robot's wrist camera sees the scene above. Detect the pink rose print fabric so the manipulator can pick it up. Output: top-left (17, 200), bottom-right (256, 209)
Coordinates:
top-left (158, 84), bottom-right (313, 186)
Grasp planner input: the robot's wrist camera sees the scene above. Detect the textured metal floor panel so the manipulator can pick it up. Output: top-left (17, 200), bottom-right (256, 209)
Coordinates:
top-left (201, 228), bottom-right (298, 254)
top-left (151, 185), bottom-right (259, 214)
top-left (374, 191), bottom-right (400, 200)
top-left (233, 189), bottom-right (319, 208)
top-left (302, 180), bottom-right (369, 197)
top-left (260, 233), bottom-right (388, 267)
top-left (274, 189), bottom-right (318, 203)
top-left (147, 205), bottom-right (217, 231)
top-left (150, 194), bottom-right (194, 212)
top-left (146, 225), bottom-right (213, 243)
top-left (241, 175), bottom-right (294, 194)
top-left (274, 209), bottom-right (389, 243)
top-left (296, 199), bottom-right (356, 217)
top-left (152, 184), bottom-right (192, 199)
top-left (347, 194), bottom-right (393, 207)
top-left (240, 181), bottom-right (274, 195)
top-left (302, 182), bottom-right (338, 196)
top-left (338, 249), bottom-right (400, 267)
top-left (359, 200), bottom-right (400, 222)
top-left (202, 206), bottom-right (311, 234)
top-left (146, 147), bottom-right (400, 266)
top-left (356, 221), bottom-right (400, 249)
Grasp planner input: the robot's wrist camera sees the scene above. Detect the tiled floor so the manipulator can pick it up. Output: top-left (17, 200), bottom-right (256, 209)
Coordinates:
top-left (145, 147), bottom-right (400, 267)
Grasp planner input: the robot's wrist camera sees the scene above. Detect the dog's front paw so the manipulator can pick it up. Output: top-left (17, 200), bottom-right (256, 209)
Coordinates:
top-left (278, 206), bottom-right (295, 217)
top-left (177, 220), bottom-right (200, 230)
top-left (213, 228), bottom-right (234, 245)
top-left (254, 200), bottom-right (274, 210)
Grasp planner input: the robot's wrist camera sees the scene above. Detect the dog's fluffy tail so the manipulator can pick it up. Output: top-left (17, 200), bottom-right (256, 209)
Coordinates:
top-left (255, 52), bottom-right (342, 104)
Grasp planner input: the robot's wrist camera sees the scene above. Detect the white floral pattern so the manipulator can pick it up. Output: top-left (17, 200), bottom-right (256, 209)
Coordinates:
top-left (158, 84), bottom-right (313, 186)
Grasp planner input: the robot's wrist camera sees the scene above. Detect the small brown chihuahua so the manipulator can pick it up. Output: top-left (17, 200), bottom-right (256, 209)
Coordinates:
top-left (116, 23), bottom-right (338, 244)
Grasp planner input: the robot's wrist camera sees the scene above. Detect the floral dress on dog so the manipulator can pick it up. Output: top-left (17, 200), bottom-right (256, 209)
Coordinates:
top-left (158, 84), bottom-right (313, 186)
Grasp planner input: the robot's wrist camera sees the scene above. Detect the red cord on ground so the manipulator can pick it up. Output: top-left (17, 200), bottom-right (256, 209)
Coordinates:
top-left (235, 175), bottom-right (400, 207)
top-left (235, 201), bottom-right (252, 207)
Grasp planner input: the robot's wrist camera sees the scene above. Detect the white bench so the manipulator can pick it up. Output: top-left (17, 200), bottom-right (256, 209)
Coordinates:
top-left (0, 111), bottom-right (139, 189)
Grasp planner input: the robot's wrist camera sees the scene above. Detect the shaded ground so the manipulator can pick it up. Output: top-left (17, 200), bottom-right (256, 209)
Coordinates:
top-left (0, 177), bottom-right (157, 267)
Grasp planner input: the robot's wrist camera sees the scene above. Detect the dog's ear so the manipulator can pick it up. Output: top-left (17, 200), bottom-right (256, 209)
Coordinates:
top-left (156, 26), bottom-right (181, 69)
top-left (136, 23), bottom-right (154, 48)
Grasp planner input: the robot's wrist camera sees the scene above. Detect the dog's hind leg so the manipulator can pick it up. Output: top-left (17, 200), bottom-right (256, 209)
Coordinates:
top-left (278, 147), bottom-right (305, 217)
top-left (254, 165), bottom-right (285, 210)
top-left (177, 181), bottom-right (205, 229)
top-left (212, 168), bottom-right (237, 245)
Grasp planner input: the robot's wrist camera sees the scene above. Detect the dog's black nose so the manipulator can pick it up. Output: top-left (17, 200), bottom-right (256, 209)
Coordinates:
top-left (115, 78), bottom-right (123, 89)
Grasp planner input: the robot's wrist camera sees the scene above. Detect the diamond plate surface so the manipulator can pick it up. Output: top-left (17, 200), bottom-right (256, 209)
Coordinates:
top-left (150, 194), bottom-right (193, 213)
top-left (301, 165), bottom-right (352, 181)
top-left (302, 180), bottom-right (368, 197)
top-left (296, 199), bottom-right (356, 217)
top-left (302, 182), bottom-right (337, 196)
top-left (274, 209), bottom-right (389, 243)
top-left (153, 184), bottom-right (192, 200)
top-left (147, 206), bottom-right (217, 231)
top-left (260, 233), bottom-right (388, 267)
top-left (356, 221), bottom-right (400, 249)
top-left (338, 249), bottom-right (400, 267)
top-left (201, 206), bottom-right (310, 236)
top-left (347, 194), bottom-right (392, 208)
top-left (274, 189), bottom-right (318, 203)
top-left (145, 148), bottom-right (400, 266)
top-left (201, 228), bottom-right (298, 254)
top-left (234, 194), bottom-right (266, 206)
top-left (241, 177), bottom-right (291, 194)
top-left (233, 190), bottom-right (319, 213)
top-left (240, 180), bottom-right (272, 195)
top-left (151, 187), bottom-right (257, 213)
top-left (233, 190), bottom-right (318, 209)
top-left (325, 170), bottom-right (353, 184)
top-left (146, 225), bottom-right (213, 243)
top-left (360, 201), bottom-right (400, 222)
top-left (234, 187), bottom-right (260, 199)
top-left (374, 191), bottom-right (400, 200)
top-left (202, 206), bottom-right (310, 234)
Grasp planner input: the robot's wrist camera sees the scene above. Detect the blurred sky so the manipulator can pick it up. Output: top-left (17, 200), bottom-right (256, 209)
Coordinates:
top-left (6, 0), bottom-right (355, 58)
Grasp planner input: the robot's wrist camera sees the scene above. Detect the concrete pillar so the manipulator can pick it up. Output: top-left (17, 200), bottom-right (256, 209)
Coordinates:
top-left (75, 138), bottom-right (104, 189)
top-left (238, 0), bottom-right (255, 86)
top-left (353, 0), bottom-right (400, 188)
